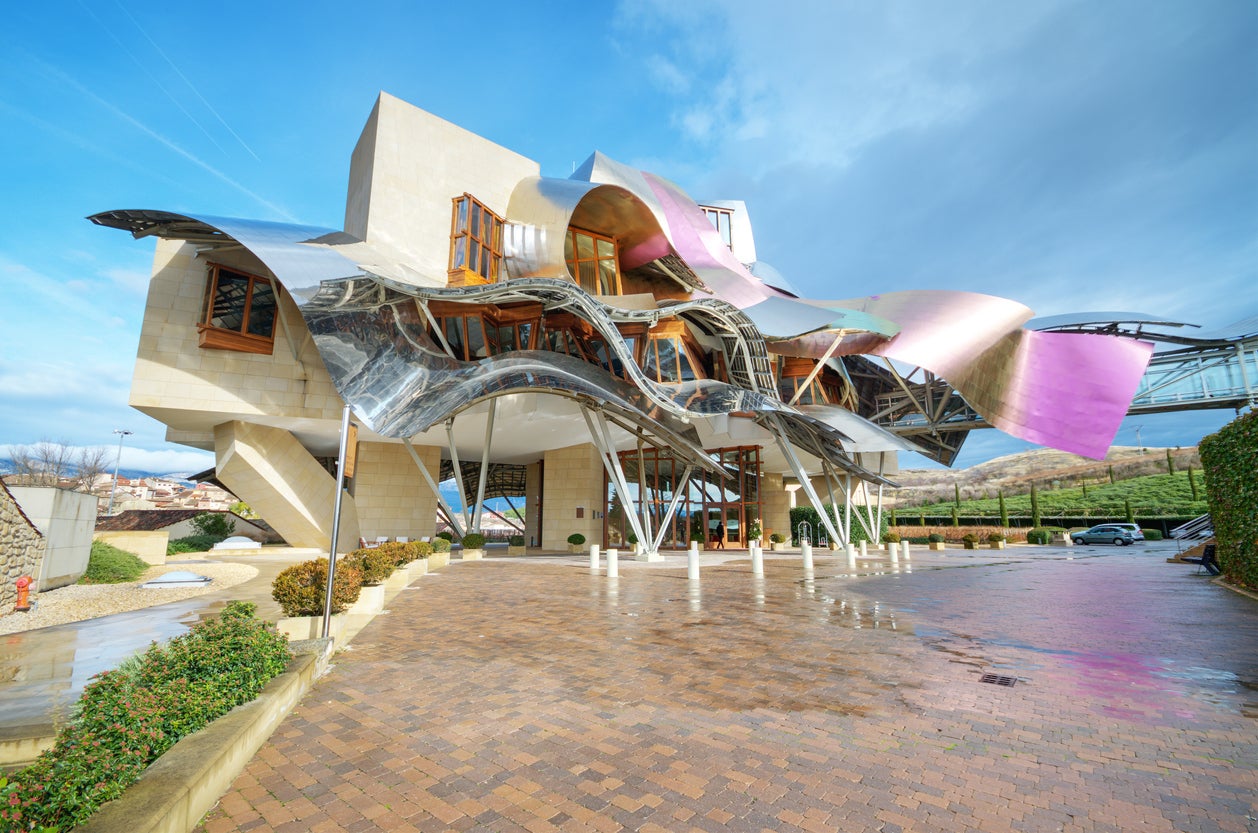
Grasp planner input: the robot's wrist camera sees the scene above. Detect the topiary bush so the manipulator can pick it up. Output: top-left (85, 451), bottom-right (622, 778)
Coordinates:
top-left (882, 531), bottom-right (900, 544)
top-left (431, 536), bottom-right (451, 553)
top-left (508, 535), bottom-right (525, 547)
top-left (81, 540), bottom-right (148, 584)
top-left (271, 558), bottom-right (362, 617)
top-left (962, 533), bottom-right (979, 548)
top-left (0, 602), bottom-right (288, 831)
top-left (770, 532), bottom-right (786, 544)
top-left (987, 532), bottom-right (1005, 543)
top-left (567, 533), bottom-right (586, 546)
top-left (1141, 529), bottom-right (1163, 541)
top-left (461, 533), bottom-right (486, 550)
top-left (344, 547), bottom-right (396, 585)
top-left (927, 533), bottom-right (944, 543)
top-left (436, 531), bottom-right (453, 542)
top-left (373, 541), bottom-right (418, 568)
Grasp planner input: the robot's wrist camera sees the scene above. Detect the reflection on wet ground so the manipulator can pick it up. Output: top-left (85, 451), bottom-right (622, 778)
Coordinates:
top-left (196, 542), bottom-right (1258, 833)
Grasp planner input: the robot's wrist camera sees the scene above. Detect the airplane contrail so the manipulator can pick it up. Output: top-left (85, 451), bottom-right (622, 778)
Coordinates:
top-left (76, 0), bottom-right (231, 158)
top-left (23, 51), bottom-right (298, 221)
top-left (113, 1), bottom-right (262, 161)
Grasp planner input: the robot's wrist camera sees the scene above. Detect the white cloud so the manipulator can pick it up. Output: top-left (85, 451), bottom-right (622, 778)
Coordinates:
top-left (104, 266), bottom-right (150, 294)
top-left (0, 443), bottom-right (213, 475)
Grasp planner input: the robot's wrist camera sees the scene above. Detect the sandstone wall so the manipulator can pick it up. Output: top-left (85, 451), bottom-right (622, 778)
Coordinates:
top-left (0, 482), bottom-right (45, 612)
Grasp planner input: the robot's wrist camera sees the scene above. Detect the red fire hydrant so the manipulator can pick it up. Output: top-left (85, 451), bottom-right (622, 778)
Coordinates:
top-left (14, 575), bottom-right (32, 612)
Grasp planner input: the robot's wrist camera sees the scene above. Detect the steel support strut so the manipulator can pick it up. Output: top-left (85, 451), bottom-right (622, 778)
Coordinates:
top-left (403, 438), bottom-right (465, 540)
top-left (768, 414), bottom-right (843, 547)
top-left (581, 408), bottom-right (649, 550)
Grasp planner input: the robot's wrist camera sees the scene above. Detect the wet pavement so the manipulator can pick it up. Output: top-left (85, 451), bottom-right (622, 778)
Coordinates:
top-left (190, 542), bottom-right (1258, 833)
top-left (0, 551), bottom-right (312, 742)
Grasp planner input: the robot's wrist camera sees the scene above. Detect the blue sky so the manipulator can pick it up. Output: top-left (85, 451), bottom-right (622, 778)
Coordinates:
top-left (1, 0), bottom-right (1254, 473)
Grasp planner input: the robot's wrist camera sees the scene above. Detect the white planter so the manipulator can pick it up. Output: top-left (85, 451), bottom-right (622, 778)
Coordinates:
top-left (928, 542), bottom-right (947, 551)
top-left (507, 545), bottom-right (526, 556)
top-left (772, 542), bottom-right (786, 552)
top-left (460, 548), bottom-right (484, 561)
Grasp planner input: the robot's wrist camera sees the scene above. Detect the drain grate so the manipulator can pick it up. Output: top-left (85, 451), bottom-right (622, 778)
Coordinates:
top-left (979, 673), bottom-right (1018, 687)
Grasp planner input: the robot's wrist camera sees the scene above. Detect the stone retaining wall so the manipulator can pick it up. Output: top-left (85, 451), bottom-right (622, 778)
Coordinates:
top-left (0, 482), bottom-right (44, 611)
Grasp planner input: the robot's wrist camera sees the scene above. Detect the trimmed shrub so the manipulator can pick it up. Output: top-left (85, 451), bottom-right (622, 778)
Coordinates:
top-left (461, 533), bottom-right (486, 550)
top-left (962, 533), bottom-right (979, 548)
top-left (882, 531), bottom-right (901, 544)
top-left (436, 531), bottom-right (453, 542)
top-left (1141, 529), bottom-right (1163, 541)
top-left (1026, 527), bottom-right (1066, 545)
top-left (0, 602), bottom-right (289, 831)
top-left (344, 547), bottom-right (396, 585)
top-left (508, 535), bottom-right (525, 547)
top-left (271, 558), bottom-right (362, 617)
top-left (373, 541), bottom-right (418, 567)
top-left (567, 533), bottom-right (586, 546)
top-left (770, 532), bottom-right (786, 544)
top-left (431, 537), bottom-right (451, 553)
top-left (1200, 409), bottom-right (1258, 588)
top-left (413, 540), bottom-right (434, 557)
top-left (80, 541), bottom-right (148, 584)
top-left (927, 533), bottom-right (944, 543)
top-left (690, 526), bottom-right (706, 542)
top-left (166, 534), bottom-right (221, 555)
top-left (987, 532), bottom-right (1005, 543)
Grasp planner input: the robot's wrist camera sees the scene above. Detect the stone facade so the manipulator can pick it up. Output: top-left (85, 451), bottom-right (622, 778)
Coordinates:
top-left (0, 482), bottom-right (44, 612)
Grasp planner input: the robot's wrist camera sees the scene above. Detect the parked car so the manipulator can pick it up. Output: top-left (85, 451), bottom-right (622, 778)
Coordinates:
top-left (1072, 524), bottom-right (1139, 546)
top-left (1110, 523), bottom-right (1145, 540)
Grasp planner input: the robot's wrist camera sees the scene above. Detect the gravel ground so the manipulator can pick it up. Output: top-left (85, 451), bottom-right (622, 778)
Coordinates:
top-left (0, 562), bottom-right (258, 635)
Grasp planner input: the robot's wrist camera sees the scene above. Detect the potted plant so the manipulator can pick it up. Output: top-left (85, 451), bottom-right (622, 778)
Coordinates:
top-left (769, 532), bottom-right (786, 551)
top-left (460, 532), bottom-right (486, 560)
top-left (962, 533), bottom-right (979, 550)
top-left (567, 532), bottom-right (587, 554)
top-left (927, 533), bottom-right (946, 551)
top-left (690, 526), bottom-right (706, 550)
top-left (987, 532), bottom-right (1006, 550)
top-left (508, 534), bottom-right (526, 556)
top-left (627, 532), bottom-right (639, 554)
top-left (746, 518), bottom-right (763, 546)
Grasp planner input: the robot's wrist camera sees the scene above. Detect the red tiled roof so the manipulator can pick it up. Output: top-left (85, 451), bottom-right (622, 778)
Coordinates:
top-left (95, 508), bottom-right (223, 532)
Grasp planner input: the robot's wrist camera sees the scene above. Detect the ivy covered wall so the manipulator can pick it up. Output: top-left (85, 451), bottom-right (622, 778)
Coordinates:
top-left (1199, 409), bottom-right (1258, 590)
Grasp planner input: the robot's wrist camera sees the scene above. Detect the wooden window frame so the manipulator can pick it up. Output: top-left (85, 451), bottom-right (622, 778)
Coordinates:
top-left (449, 194), bottom-right (504, 284)
top-left (197, 263), bottom-right (277, 355)
top-left (565, 226), bottom-right (622, 296)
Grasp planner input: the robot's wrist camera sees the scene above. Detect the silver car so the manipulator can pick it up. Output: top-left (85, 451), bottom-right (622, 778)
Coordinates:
top-left (1072, 524), bottom-right (1139, 546)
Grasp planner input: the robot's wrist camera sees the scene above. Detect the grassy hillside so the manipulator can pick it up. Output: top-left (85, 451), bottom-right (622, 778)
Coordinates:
top-left (896, 469), bottom-right (1208, 519)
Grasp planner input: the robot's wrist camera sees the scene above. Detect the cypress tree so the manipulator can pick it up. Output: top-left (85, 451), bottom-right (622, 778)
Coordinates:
top-left (1030, 483), bottom-right (1041, 527)
top-left (998, 491), bottom-right (1009, 527)
top-left (919, 511), bottom-right (925, 526)
top-left (951, 506), bottom-right (959, 527)
top-left (954, 483), bottom-right (961, 508)
top-left (1081, 480), bottom-right (1088, 497)
top-left (890, 508), bottom-right (897, 526)
top-left (1166, 448), bottom-right (1175, 475)
top-left (1189, 466), bottom-right (1200, 501)
top-left (1124, 498), bottom-right (1135, 524)
top-left (1108, 464), bottom-right (1116, 484)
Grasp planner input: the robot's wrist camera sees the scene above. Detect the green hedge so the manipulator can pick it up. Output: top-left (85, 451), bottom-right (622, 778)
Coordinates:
top-left (1200, 410), bottom-right (1258, 589)
top-left (81, 541), bottom-right (148, 584)
top-left (0, 602), bottom-right (289, 831)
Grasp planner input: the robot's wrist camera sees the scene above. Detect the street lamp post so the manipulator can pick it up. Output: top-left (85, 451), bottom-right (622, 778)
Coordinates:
top-left (106, 429), bottom-right (133, 515)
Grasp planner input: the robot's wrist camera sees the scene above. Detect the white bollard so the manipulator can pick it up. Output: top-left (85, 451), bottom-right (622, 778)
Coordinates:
top-left (689, 540), bottom-right (699, 556)
top-left (847, 543), bottom-right (857, 569)
top-left (802, 541), bottom-right (814, 571)
top-left (890, 543), bottom-right (899, 564)
top-left (860, 540), bottom-right (868, 557)
top-left (751, 544), bottom-right (764, 576)
top-left (606, 548), bottom-right (618, 578)
top-left (902, 541), bottom-right (911, 561)
top-left (589, 544), bottom-right (600, 571)
top-left (687, 547), bottom-right (700, 581)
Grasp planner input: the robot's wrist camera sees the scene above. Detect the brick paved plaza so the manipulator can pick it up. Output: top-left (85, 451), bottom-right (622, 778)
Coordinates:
top-left (198, 546), bottom-right (1258, 832)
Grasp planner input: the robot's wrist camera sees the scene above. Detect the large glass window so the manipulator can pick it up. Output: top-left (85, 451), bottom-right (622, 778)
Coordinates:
top-left (604, 445), bottom-right (761, 549)
top-left (198, 264), bottom-right (277, 354)
top-left (565, 228), bottom-right (621, 295)
top-left (449, 194), bottom-right (504, 284)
